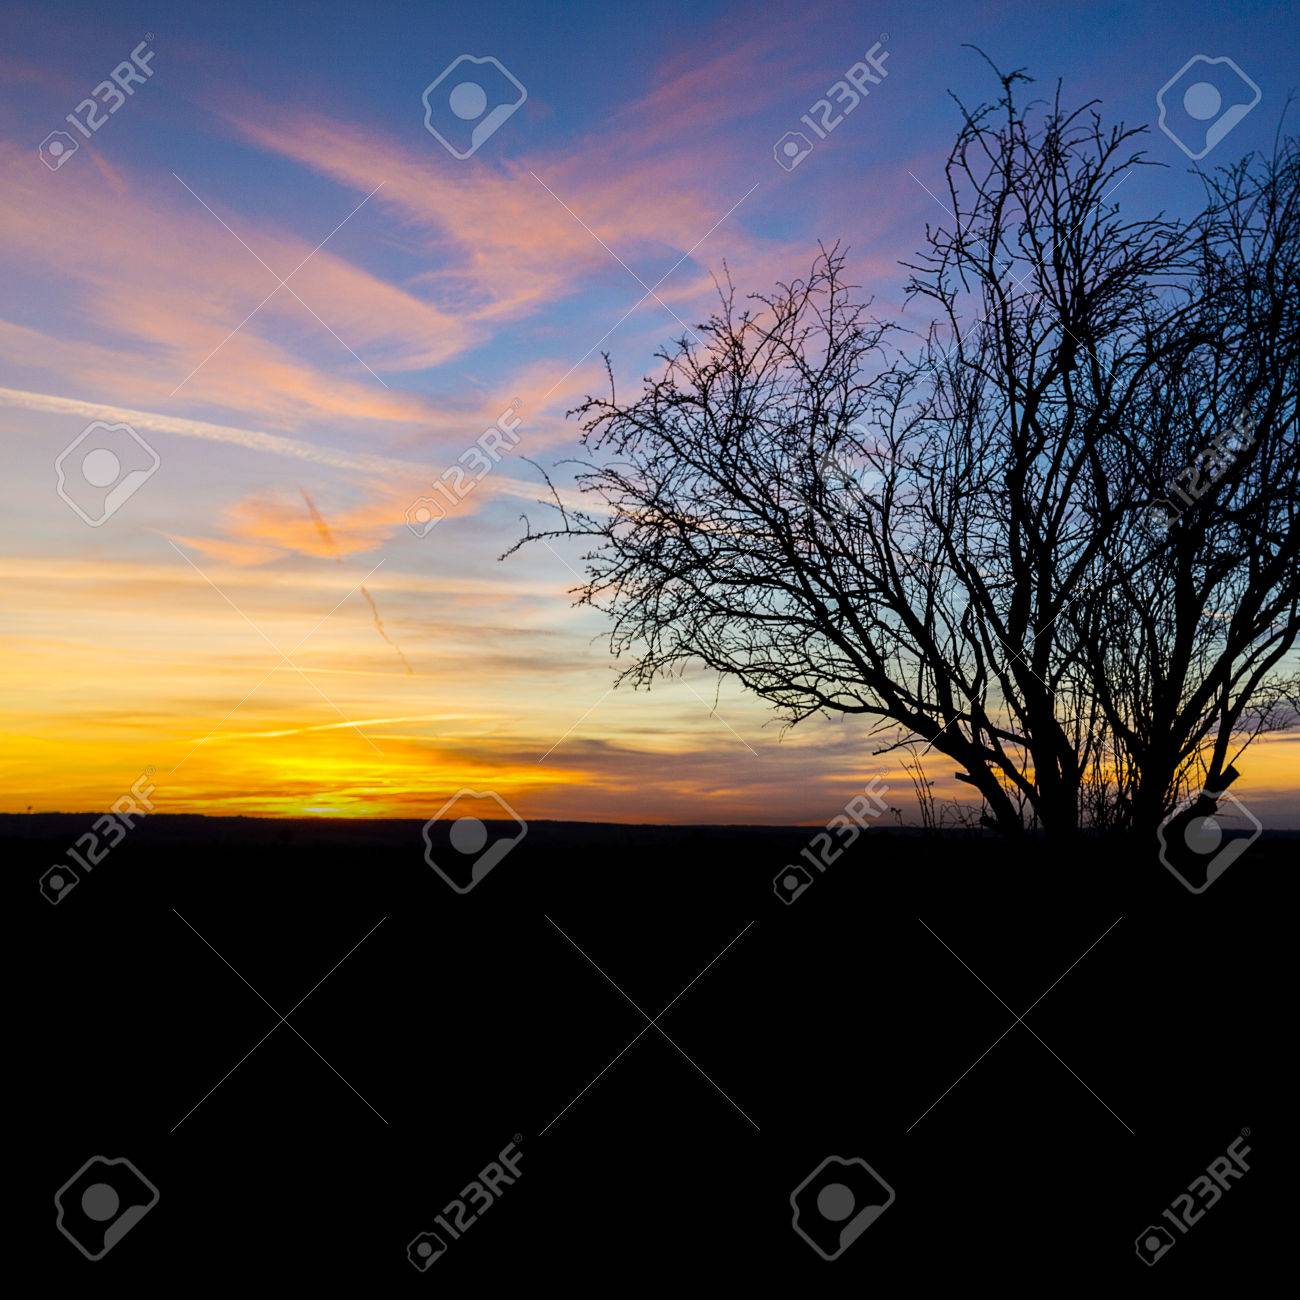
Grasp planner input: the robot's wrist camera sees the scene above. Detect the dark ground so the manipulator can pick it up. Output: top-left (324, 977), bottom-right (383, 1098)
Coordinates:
top-left (8, 814), bottom-right (1291, 1286)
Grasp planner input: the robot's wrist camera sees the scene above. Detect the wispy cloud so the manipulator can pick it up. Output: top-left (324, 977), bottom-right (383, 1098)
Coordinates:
top-left (0, 384), bottom-right (428, 475)
top-left (298, 487), bottom-right (412, 672)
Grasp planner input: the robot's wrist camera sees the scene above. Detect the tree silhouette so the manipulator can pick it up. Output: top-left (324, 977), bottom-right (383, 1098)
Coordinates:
top-left (514, 72), bottom-right (1299, 839)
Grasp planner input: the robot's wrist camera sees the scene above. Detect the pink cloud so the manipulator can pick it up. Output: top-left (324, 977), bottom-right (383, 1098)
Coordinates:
top-left (0, 141), bottom-right (473, 423)
top-left (224, 107), bottom-right (735, 319)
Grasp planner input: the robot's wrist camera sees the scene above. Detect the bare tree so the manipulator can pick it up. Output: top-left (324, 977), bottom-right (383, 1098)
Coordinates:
top-left (1074, 136), bottom-right (1300, 835)
top-left (513, 71), bottom-right (1300, 840)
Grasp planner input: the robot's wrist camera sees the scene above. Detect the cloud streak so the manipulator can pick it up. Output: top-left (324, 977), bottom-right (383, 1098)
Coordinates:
top-left (0, 384), bottom-right (429, 475)
top-left (299, 487), bottom-right (412, 672)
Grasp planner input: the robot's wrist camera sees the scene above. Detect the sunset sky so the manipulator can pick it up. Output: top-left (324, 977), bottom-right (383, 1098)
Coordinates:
top-left (2, 0), bottom-right (1296, 824)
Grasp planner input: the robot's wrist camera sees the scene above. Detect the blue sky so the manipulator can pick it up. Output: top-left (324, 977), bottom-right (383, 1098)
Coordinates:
top-left (2, 0), bottom-right (1296, 822)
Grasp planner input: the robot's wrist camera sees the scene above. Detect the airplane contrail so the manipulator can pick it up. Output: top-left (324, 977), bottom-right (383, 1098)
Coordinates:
top-left (299, 488), bottom-right (413, 674)
top-left (0, 385), bottom-right (428, 476)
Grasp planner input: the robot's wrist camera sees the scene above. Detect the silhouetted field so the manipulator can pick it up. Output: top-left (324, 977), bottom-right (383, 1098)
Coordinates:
top-left (11, 814), bottom-right (1286, 1284)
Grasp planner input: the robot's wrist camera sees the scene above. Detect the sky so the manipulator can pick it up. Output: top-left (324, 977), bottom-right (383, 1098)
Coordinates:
top-left (1, 0), bottom-right (1296, 824)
